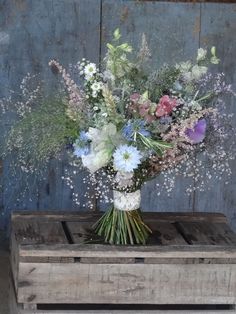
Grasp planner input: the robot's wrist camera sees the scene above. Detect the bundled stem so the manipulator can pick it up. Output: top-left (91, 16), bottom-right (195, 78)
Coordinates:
top-left (93, 207), bottom-right (152, 245)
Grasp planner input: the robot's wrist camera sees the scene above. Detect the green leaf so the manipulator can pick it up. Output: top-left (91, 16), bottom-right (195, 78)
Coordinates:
top-left (139, 133), bottom-right (172, 156)
top-left (113, 28), bottom-right (121, 41)
top-left (107, 43), bottom-right (115, 51)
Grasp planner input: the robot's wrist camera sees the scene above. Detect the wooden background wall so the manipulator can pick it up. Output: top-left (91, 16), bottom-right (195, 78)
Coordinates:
top-left (0, 0), bottom-right (236, 232)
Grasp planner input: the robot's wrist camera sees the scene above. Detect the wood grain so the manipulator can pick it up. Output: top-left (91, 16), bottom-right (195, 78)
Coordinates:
top-left (17, 262), bottom-right (236, 304)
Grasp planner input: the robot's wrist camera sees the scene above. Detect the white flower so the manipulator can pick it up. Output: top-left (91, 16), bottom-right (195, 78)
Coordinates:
top-left (82, 150), bottom-right (110, 173)
top-left (92, 91), bottom-right (98, 98)
top-left (191, 65), bottom-right (208, 80)
top-left (82, 124), bottom-right (123, 173)
top-left (91, 81), bottom-right (102, 92)
top-left (182, 72), bottom-right (192, 82)
top-left (113, 145), bottom-right (142, 173)
top-left (84, 63), bottom-right (97, 79)
top-left (197, 48), bottom-right (207, 62)
top-left (177, 61), bottom-right (192, 73)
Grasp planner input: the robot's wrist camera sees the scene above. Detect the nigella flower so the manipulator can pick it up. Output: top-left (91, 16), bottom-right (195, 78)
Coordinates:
top-left (113, 145), bottom-right (142, 172)
top-left (185, 119), bottom-right (207, 144)
top-left (73, 131), bottom-right (90, 157)
top-left (122, 120), bottom-right (150, 141)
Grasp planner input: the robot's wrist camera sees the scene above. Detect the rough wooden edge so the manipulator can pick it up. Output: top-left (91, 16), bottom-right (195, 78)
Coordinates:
top-left (14, 310), bottom-right (236, 314)
top-left (11, 211), bottom-right (228, 223)
top-left (10, 225), bottom-right (19, 295)
top-left (18, 244), bottom-right (236, 259)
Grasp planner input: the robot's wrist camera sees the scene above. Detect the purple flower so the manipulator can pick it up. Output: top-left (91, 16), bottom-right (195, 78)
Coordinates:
top-left (185, 119), bottom-right (207, 144)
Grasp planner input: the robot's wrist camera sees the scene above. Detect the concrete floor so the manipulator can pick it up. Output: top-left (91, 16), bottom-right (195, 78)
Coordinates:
top-left (0, 249), bottom-right (9, 314)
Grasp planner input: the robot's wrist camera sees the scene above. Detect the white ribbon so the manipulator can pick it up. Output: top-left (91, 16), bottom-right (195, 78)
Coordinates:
top-left (113, 189), bottom-right (141, 212)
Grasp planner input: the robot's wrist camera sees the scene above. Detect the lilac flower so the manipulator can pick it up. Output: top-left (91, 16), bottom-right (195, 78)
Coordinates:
top-left (122, 120), bottom-right (150, 141)
top-left (185, 119), bottom-right (207, 144)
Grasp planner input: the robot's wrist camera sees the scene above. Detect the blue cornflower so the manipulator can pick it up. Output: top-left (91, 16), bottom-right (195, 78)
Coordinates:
top-left (122, 120), bottom-right (150, 141)
top-left (113, 144), bottom-right (142, 172)
top-left (73, 131), bottom-right (90, 158)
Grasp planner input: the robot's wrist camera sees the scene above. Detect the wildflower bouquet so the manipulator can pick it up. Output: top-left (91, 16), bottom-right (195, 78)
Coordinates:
top-left (1, 29), bottom-right (235, 245)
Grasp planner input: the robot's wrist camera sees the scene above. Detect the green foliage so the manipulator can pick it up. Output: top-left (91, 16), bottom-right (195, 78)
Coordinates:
top-left (93, 206), bottom-right (152, 245)
top-left (105, 29), bottom-right (133, 81)
top-left (5, 98), bottom-right (78, 169)
top-left (146, 65), bottom-right (180, 101)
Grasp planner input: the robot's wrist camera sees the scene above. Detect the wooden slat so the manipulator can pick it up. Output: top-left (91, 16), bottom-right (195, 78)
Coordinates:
top-left (147, 222), bottom-right (187, 245)
top-left (12, 303), bottom-right (236, 314)
top-left (14, 307), bottom-right (236, 314)
top-left (11, 211), bottom-right (228, 224)
top-left (17, 262), bottom-right (236, 305)
top-left (13, 220), bottom-right (68, 245)
top-left (67, 221), bottom-right (188, 246)
top-left (66, 221), bottom-right (94, 244)
top-left (176, 222), bottom-right (236, 245)
top-left (14, 310), bottom-right (236, 314)
top-left (18, 244), bottom-right (236, 259)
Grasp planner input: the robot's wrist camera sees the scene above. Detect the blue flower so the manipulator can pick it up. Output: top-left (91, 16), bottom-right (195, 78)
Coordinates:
top-left (73, 131), bottom-right (90, 158)
top-left (73, 146), bottom-right (90, 158)
top-left (113, 144), bottom-right (142, 172)
top-left (122, 120), bottom-right (150, 141)
top-left (79, 131), bottom-right (89, 142)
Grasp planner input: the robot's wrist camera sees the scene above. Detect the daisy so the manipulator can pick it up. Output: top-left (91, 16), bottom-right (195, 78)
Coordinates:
top-left (84, 63), bottom-right (97, 79)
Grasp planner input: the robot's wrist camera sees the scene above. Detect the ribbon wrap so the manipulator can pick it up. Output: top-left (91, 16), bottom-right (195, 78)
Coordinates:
top-left (113, 189), bottom-right (141, 212)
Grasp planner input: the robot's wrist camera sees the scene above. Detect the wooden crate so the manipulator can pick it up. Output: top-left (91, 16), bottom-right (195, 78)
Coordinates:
top-left (10, 211), bottom-right (236, 313)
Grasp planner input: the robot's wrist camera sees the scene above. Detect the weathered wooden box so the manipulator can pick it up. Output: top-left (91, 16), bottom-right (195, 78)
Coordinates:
top-left (10, 211), bottom-right (236, 313)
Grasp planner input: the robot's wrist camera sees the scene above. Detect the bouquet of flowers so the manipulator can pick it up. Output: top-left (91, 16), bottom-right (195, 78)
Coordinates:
top-left (1, 29), bottom-right (235, 245)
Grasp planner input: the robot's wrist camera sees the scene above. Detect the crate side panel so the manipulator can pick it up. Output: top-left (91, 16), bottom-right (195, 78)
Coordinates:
top-left (17, 262), bottom-right (236, 305)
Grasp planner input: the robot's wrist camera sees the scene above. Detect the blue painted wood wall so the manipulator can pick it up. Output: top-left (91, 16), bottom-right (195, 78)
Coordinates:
top-left (0, 0), bottom-right (236, 232)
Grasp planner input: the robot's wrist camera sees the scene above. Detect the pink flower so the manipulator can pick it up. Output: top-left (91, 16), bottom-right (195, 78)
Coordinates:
top-left (156, 95), bottom-right (177, 117)
top-left (139, 101), bottom-right (156, 123)
top-left (130, 93), bottom-right (141, 103)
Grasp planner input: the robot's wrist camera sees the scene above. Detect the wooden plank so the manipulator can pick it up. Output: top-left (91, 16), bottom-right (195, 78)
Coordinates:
top-left (18, 244), bottom-right (236, 259)
top-left (15, 311), bottom-right (236, 314)
top-left (66, 221), bottom-right (187, 245)
top-left (12, 220), bottom-right (68, 245)
top-left (176, 222), bottom-right (236, 245)
top-left (11, 230), bottom-right (20, 293)
top-left (17, 262), bottom-right (236, 304)
top-left (194, 3), bottom-right (236, 232)
top-left (1, 0), bottom-right (101, 227)
top-left (14, 309), bottom-right (236, 314)
top-left (101, 0), bottom-right (201, 213)
top-left (65, 221), bottom-right (95, 244)
top-left (11, 211), bottom-right (228, 223)
top-left (146, 222), bottom-right (187, 245)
